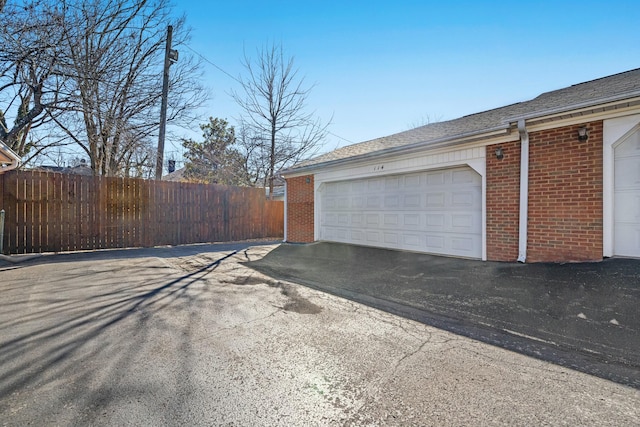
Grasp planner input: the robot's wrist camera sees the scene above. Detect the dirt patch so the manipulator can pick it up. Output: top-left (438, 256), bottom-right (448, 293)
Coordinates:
top-left (279, 283), bottom-right (323, 315)
top-left (225, 275), bottom-right (278, 287)
top-left (225, 273), bottom-right (321, 314)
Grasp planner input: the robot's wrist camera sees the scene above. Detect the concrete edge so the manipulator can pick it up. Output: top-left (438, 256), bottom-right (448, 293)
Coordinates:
top-left (0, 254), bottom-right (43, 264)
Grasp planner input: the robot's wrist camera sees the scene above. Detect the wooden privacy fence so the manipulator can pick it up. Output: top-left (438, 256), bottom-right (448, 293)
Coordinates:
top-left (0, 170), bottom-right (284, 255)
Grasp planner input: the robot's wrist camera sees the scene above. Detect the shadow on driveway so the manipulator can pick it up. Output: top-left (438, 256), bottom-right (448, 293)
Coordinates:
top-left (246, 242), bottom-right (640, 389)
top-left (0, 248), bottom-right (239, 424)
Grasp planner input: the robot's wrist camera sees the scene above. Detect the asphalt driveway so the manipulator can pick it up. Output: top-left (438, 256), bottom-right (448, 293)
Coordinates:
top-left (1, 242), bottom-right (639, 426)
top-left (247, 242), bottom-right (640, 388)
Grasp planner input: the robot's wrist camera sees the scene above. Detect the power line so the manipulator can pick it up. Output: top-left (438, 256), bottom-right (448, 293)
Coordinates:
top-left (327, 131), bottom-right (354, 144)
top-left (182, 44), bottom-right (243, 85)
top-left (183, 44), bottom-right (357, 147)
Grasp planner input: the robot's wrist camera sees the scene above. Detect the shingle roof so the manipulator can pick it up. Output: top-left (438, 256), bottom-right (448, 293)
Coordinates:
top-left (289, 68), bottom-right (640, 171)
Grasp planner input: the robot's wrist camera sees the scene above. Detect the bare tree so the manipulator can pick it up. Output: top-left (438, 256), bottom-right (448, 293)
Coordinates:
top-left (54, 0), bottom-right (206, 176)
top-left (231, 43), bottom-right (329, 196)
top-left (1, 0), bottom-right (206, 175)
top-left (0, 1), bottom-right (71, 162)
top-left (407, 114), bottom-right (443, 130)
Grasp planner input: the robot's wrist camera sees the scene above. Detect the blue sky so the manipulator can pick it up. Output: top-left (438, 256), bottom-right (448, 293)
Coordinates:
top-left (169, 0), bottom-right (640, 158)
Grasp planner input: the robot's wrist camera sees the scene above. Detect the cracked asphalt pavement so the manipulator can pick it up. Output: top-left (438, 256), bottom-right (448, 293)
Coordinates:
top-left (1, 243), bottom-right (638, 426)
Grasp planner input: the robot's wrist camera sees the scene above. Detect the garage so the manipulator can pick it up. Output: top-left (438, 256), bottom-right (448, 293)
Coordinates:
top-left (614, 127), bottom-right (640, 257)
top-left (319, 166), bottom-right (482, 258)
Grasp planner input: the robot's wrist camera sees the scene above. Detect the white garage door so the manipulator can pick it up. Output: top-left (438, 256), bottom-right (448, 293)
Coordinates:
top-left (319, 166), bottom-right (482, 258)
top-left (615, 128), bottom-right (640, 257)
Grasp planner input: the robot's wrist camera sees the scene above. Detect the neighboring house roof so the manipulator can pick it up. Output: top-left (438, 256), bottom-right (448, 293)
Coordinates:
top-left (287, 68), bottom-right (640, 172)
top-left (163, 166), bottom-right (187, 182)
top-left (0, 141), bottom-right (21, 173)
top-left (267, 185), bottom-right (285, 199)
top-left (33, 164), bottom-right (94, 176)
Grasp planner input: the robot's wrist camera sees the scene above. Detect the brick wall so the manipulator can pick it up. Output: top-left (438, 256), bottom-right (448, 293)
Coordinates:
top-left (285, 174), bottom-right (315, 243)
top-left (486, 140), bottom-right (521, 261)
top-left (527, 121), bottom-right (603, 262)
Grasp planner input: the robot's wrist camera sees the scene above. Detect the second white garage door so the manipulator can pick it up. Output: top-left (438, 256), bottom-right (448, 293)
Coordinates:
top-left (319, 166), bottom-right (482, 258)
top-left (614, 127), bottom-right (640, 257)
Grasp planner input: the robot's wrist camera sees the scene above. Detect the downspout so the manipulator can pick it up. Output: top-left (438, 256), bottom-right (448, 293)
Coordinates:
top-left (517, 119), bottom-right (529, 263)
top-left (283, 179), bottom-right (288, 242)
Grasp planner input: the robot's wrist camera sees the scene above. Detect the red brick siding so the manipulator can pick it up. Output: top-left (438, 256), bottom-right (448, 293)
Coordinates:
top-left (526, 121), bottom-right (603, 262)
top-left (486, 141), bottom-right (521, 261)
top-left (286, 175), bottom-right (315, 243)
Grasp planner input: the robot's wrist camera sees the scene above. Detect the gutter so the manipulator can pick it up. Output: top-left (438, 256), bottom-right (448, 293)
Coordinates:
top-left (0, 143), bottom-right (21, 174)
top-left (505, 92), bottom-right (640, 123)
top-left (281, 124), bottom-right (511, 176)
top-left (517, 119), bottom-right (529, 263)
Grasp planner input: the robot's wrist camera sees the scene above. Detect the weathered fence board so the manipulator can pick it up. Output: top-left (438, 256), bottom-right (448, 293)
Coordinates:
top-left (0, 170), bottom-right (284, 255)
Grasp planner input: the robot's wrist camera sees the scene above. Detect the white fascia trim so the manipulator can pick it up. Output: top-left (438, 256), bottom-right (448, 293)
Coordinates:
top-left (506, 94), bottom-right (640, 124)
top-left (517, 119), bottom-right (529, 263)
top-left (603, 114), bottom-right (640, 257)
top-left (281, 125), bottom-right (511, 178)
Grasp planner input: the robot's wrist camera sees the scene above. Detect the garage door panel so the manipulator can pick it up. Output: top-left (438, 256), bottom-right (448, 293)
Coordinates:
top-left (384, 233), bottom-right (399, 245)
top-left (451, 236), bottom-right (479, 253)
top-left (451, 168), bottom-right (476, 184)
top-left (403, 214), bottom-right (421, 227)
top-left (403, 194), bottom-right (421, 207)
top-left (615, 192), bottom-right (640, 222)
top-left (385, 176), bottom-right (401, 188)
top-left (426, 192), bottom-right (446, 207)
top-left (452, 214), bottom-right (475, 229)
top-left (425, 235), bottom-right (446, 251)
top-left (405, 174), bottom-right (422, 187)
top-left (384, 195), bottom-right (400, 208)
top-left (366, 196), bottom-right (380, 208)
top-left (426, 214), bottom-right (445, 228)
top-left (351, 229), bottom-right (365, 242)
top-left (614, 226), bottom-right (640, 256)
top-left (351, 214), bottom-right (364, 226)
top-left (368, 179), bottom-right (383, 191)
top-left (427, 171), bottom-right (445, 185)
top-left (352, 196), bottom-right (364, 208)
top-left (319, 166), bottom-right (482, 258)
top-left (615, 157), bottom-right (640, 189)
top-left (383, 214), bottom-right (399, 226)
top-left (451, 191), bottom-right (476, 207)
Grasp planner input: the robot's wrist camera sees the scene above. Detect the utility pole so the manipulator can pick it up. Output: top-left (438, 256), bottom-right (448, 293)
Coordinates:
top-left (155, 25), bottom-right (178, 180)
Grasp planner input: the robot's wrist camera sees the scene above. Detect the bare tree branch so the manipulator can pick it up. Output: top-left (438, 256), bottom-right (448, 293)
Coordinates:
top-left (0, 0), bottom-right (207, 176)
top-left (231, 42), bottom-right (329, 196)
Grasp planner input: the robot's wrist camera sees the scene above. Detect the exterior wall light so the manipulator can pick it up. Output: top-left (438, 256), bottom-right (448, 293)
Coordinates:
top-left (578, 126), bottom-right (589, 142)
top-left (495, 147), bottom-right (504, 160)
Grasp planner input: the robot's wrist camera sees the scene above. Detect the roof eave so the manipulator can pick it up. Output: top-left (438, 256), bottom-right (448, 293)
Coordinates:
top-left (282, 89), bottom-right (640, 178)
top-left (505, 91), bottom-right (640, 123)
top-left (282, 124), bottom-right (510, 177)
